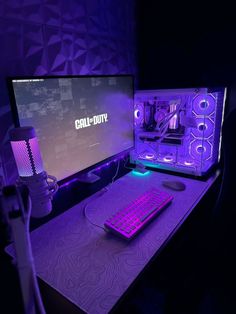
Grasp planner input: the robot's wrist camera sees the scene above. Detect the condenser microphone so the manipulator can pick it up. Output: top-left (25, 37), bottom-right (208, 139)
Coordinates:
top-left (9, 126), bottom-right (58, 218)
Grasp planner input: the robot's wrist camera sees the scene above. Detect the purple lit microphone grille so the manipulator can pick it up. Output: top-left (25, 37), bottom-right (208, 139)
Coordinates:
top-left (11, 140), bottom-right (33, 177)
top-left (28, 137), bottom-right (44, 174)
top-left (10, 127), bottom-right (44, 177)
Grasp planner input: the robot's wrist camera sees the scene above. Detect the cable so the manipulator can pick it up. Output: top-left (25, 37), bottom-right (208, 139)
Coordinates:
top-left (123, 155), bottom-right (134, 170)
top-left (111, 159), bottom-right (120, 185)
top-left (83, 201), bottom-right (107, 232)
top-left (83, 160), bottom-right (121, 231)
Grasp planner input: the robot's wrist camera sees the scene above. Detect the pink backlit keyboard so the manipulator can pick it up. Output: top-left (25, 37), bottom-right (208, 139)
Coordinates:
top-left (104, 188), bottom-right (173, 240)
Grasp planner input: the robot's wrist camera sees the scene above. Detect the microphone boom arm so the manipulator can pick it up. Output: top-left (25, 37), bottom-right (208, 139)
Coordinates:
top-left (1, 185), bottom-right (46, 314)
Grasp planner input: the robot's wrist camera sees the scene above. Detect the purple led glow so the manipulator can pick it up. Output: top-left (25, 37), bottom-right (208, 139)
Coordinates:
top-left (134, 109), bottom-right (140, 119)
top-left (134, 103), bottom-right (144, 125)
top-left (169, 103), bottom-right (178, 130)
top-left (104, 187), bottom-right (173, 240)
top-left (184, 160), bottom-right (194, 166)
top-left (9, 126), bottom-right (44, 177)
top-left (200, 100), bottom-right (209, 109)
top-left (60, 177), bottom-right (78, 188)
top-left (11, 135), bottom-right (44, 177)
top-left (191, 117), bottom-right (214, 138)
top-left (197, 145), bottom-right (206, 153)
top-left (190, 140), bottom-right (212, 161)
top-left (11, 140), bottom-right (33, 177)
top-left (192, 94), bottom-right (215, 115)
top-left (138, 151), bottom-right (157, 161)
top-left (198, 123), bottom-right (207, 131)
top-left (29, 137), bottom-right (44, 174)
top-left (163, 156), bottom-right (174, 162)
top-left (145, 153), bottom-right (155, 160)
top-left (132, 88), bottom-right (226, 176)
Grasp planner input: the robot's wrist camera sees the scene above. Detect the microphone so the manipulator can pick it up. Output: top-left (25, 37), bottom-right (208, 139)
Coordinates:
top-left (9, 126), bottom-right (58, 218)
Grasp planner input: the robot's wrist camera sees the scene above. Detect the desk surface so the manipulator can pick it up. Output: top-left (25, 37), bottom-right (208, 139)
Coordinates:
top-left (11, 170), bottom-right (218, 313)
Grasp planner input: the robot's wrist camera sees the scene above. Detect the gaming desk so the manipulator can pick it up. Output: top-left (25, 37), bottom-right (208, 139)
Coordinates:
top-left (6, 170), bottom-right (219, 313)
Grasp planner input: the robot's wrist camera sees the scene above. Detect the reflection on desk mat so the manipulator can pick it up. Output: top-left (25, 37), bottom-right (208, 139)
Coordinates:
top-left (6, 171), bottom-right (216, 314)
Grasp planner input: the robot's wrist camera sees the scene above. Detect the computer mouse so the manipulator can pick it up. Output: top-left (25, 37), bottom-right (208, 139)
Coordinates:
top-left (162, 180), bottom-right (186, 191)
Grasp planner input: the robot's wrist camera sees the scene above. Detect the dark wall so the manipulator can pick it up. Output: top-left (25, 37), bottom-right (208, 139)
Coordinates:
top-left (0, 0), bottom-right (137, 184)
top-left (137, 2), bottom-right (236, 91)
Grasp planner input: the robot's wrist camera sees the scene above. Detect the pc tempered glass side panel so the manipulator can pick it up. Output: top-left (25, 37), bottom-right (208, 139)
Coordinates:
top-left (132, 87), bottom-right (226, 176)
top-left (9, 75), bottom-right (134, 182)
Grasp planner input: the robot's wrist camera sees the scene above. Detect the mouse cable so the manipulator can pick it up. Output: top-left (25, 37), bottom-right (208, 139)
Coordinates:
top-left (83, 201), bottom-right (108, 232)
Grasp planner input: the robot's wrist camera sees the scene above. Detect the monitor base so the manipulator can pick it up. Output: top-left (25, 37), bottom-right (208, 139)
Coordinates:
top-left (134, 162), bottom-right (149, 174)
top-left (77, 172), bottom-right (100, 183)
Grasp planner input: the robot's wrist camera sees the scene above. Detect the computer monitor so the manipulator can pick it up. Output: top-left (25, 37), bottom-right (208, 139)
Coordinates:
top-left (8, 75), bottom-right (134, 183)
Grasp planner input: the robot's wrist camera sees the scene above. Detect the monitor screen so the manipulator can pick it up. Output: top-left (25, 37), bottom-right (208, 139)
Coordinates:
top-left (9, 75), bottom-right (134, 182)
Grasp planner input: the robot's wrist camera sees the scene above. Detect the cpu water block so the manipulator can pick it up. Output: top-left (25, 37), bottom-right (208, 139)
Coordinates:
top-left (130, 88), bottom-right (227, 176)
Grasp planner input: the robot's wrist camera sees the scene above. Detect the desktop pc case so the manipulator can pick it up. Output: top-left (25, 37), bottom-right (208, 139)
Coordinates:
top-left (130, 87), bottom-right (227, 176)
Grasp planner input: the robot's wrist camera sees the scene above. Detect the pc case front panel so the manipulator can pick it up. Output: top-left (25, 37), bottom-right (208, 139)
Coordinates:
top-left (131, 88), bottom-right (226, 176)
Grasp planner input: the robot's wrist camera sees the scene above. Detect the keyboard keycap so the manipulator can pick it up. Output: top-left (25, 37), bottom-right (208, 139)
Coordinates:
top-left (104, 188), bottom-right (173, 240)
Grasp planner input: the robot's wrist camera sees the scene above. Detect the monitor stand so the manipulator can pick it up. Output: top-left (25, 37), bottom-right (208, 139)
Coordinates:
top-left (134, 161), bottom-right (149, 174)
top-left (77, 171), bottom-right (100, 183)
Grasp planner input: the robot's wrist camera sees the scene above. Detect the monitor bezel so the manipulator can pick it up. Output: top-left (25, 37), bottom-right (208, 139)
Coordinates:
top-left (7, 74), bottom-right (135, 185)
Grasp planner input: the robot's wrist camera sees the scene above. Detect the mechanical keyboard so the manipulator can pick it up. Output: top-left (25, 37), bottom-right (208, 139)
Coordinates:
top-left (104, 187), bottom-right (173, 240)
